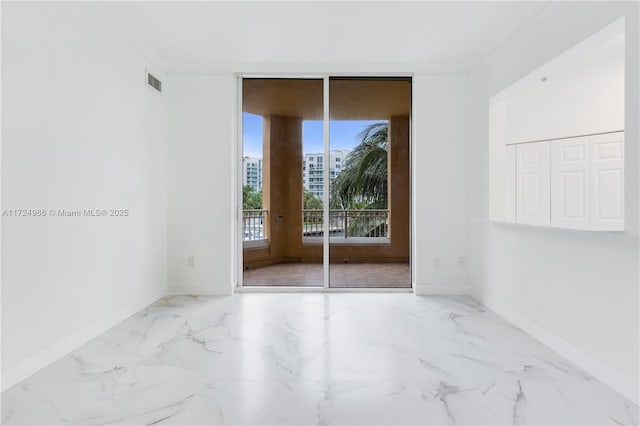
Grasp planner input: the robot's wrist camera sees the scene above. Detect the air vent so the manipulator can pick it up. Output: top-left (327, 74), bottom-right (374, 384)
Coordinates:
top-left (146, 71), bottom-right (162, 93)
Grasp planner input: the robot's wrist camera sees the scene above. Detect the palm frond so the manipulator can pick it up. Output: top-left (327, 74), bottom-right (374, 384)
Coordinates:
top-left (330, 122), bottom-right (388, 209)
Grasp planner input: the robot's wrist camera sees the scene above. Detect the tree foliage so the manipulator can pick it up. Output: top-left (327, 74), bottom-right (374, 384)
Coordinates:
top-left (330, 122), bottom-right (388, 209)
top-left (303, 190), bottom-right (323, 209)
top-left (243, 186), bottom-right (262, 209)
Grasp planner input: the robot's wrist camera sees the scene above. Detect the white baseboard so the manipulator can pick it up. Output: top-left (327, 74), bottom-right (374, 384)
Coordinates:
top-left (1, 288), bottom-right (166, 392)
top-left (167, 282), bottom-right (233, 296)
top-left (235, 286), bottom-right (413, 293)
top-left (414, 283), bottom-right (471, 295)
top-left (477, 294), bottom-right (639, 405)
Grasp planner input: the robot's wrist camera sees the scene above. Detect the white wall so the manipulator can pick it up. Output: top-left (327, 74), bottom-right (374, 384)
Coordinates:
top-left (413, 76), bottom-right (470, 294)
top-left (501, 22), bottom-right (625, 144)
top-left (167, 76), bottom-right (234, 295)
top-left (165, 71), bottom-right (470, 295)
top-left (468, 1), bottom-right (639, 403)
top-left (1, 2), bottom-right (168, 389)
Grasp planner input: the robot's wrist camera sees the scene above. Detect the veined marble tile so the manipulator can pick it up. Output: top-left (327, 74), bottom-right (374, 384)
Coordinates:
top-left (2, 294), bottom-right (638, 425)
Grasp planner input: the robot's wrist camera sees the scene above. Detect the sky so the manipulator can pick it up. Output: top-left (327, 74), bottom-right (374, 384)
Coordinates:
top-left (243, 112), bottom-right (384, 157)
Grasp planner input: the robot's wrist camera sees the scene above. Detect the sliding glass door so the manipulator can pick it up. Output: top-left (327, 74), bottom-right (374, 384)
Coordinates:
top-left (328, 78), bottom-right (411, 288)
top-left (241, 78), bottom-right (324, 287)
top-left (241, 76), bottom-right (411, 289)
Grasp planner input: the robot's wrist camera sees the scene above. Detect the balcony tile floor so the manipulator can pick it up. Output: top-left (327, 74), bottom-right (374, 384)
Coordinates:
top-left (2, 294), bottom-right (638, 425)
top-left (243, 263), bottom-right (411, 288)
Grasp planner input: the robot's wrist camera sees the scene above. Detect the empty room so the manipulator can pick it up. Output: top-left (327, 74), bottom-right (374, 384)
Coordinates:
top-left (1, 1), bottom-right (638, 425)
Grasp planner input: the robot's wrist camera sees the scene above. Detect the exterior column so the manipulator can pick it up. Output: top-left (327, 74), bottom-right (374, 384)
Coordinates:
top-left (388, 115), bottom-right (410, 260)
top-left (262, 115), bottom-right (303, 262)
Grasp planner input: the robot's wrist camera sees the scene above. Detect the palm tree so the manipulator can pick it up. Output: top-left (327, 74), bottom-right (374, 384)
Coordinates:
top-left (303, 189), bottom-right (323, 209)
top-left (330, 122), bottom-right (388, 209)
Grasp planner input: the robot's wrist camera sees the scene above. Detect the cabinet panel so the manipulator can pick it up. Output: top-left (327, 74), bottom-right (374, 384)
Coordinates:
top-left (551, 137), bottom-right (590, 230)
top-left (590, 132), bottom-right (624, 230)
top-left (516, 142), bottom-right (550, 226)
top-left (505, 145), bottom-right (516, 222)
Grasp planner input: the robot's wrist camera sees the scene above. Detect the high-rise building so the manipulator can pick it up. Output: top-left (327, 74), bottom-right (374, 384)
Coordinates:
top-left (242, 156), bottom-right (262, 192)
top-left (302, 149), bottom-right (351, 199)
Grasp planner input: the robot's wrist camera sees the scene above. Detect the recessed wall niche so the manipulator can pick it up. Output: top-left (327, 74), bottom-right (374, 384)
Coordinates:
top-left (489, 18), bottom-right (625, 231)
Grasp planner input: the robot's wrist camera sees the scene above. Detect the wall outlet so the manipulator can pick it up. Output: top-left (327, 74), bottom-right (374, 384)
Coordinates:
top-left (188, 256), bottom-right (195, 267)
top-left (433, 257), bottom-right (440, 267)
top-left (458, 256), bottom-right (464, 265)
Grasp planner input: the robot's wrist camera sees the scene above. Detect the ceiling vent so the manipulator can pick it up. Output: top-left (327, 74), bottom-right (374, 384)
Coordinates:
top-left (146, 69), bottom-right (162, 93)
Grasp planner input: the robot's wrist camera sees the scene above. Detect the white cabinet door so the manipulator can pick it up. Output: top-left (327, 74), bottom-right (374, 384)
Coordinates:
top-left (516, 142), bottom-right (550, 226)
top-left (590, 132), bottom-right (624, 230)
top-left (551, 136), bottom-right (590, 230)
top-left (505, 145), bottom-right (516, 222)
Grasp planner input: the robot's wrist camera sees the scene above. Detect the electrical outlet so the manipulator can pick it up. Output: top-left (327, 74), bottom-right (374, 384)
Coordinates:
top-left (433, 257), bottom-right (440, 267)
top-left (188, 256), bottom-right (195, 267)
top-left (458, 256), bottom-right (464, 265)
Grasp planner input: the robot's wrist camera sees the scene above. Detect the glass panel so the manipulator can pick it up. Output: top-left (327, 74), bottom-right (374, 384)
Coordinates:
top-left (328, 77), bottom-right (412, 288)
top-left (242, 78), bottom-right (324, 287)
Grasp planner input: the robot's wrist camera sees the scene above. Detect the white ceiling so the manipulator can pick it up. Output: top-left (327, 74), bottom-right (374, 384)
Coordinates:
top-left (79, 1), bottom-right (550, 76)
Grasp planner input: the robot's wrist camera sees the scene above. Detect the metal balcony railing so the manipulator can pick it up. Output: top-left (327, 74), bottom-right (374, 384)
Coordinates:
top-left (242, 209), bottom-right (389, 242)
top-left (303, 209), bottom-right (389, 238)
top-left (243, 209), bottom-right (268, 241)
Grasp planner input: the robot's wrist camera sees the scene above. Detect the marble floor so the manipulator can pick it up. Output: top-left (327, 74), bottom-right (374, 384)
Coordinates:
top-left (243, 263), bottom-right (412, 288)
top-left (2, 294), bottom-right (638, 425)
